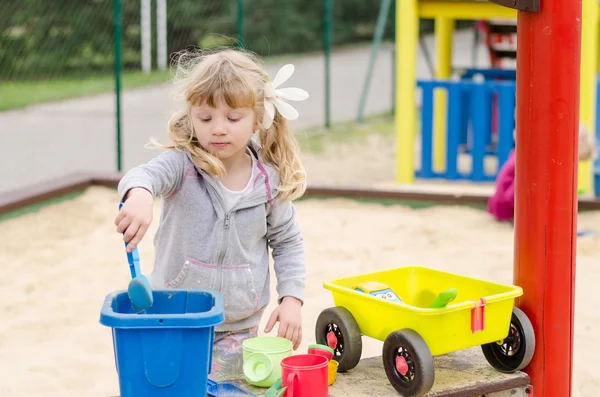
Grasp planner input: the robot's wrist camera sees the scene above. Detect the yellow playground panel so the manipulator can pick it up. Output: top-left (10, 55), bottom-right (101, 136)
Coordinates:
top-left (395, 0), bottom-right (599, 192)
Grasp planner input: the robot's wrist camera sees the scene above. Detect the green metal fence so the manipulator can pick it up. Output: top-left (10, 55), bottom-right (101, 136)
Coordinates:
top-left (109, 0), bottom-right (396, 169)
top-left (2, 0), bottom-right (421, 172)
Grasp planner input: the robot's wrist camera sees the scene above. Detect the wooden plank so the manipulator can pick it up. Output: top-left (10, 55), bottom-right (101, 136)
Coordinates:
top-left (304, 184), bottom-right (600, 211)
top-left (240, 347), bottom-right (530, 397)
top-left (0, 172), bottom-right (93, 214)
top-left (110, 347), bottom-right (529, 396)
top-left (0, 172), bottom-right (121, 216)
top-left (3, 173), bottom-right (600, 217)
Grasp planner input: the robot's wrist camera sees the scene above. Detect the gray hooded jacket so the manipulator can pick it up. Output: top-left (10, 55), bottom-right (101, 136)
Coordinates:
top-left (117, 140), bottom-right (306, 332)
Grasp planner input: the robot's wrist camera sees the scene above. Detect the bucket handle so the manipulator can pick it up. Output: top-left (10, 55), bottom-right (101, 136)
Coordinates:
top-left (287, 373), bottom-right (297, 397)
top-left (142, 329), bottom-right (182, 387)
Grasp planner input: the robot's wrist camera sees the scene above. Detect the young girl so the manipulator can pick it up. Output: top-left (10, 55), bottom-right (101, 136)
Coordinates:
top-left (488, 124), bottom-right (594, 222)
top-left (114, 48), bottom-right (309, 381)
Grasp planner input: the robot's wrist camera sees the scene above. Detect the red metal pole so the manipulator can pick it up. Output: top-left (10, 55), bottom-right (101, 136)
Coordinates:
top-left (514, 0), bottom-right (581, 394)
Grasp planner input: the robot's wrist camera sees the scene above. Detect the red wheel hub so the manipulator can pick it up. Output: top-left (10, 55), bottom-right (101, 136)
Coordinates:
top-left (327, 331), bottom-right (338, 350)
top-left (396, 356), bottom-right (409, 376)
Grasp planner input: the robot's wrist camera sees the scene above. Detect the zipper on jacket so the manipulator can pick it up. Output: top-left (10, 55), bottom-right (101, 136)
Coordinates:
top-left (201, 180), bottom-right (228, 292)
top-left (203, 171), bottom-right (267, 296)
top-left (216, 215), bottom-right (229, 264)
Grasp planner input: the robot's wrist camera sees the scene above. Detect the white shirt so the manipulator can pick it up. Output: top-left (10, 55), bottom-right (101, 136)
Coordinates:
top-left (217, 154), bottom-right (256, 212)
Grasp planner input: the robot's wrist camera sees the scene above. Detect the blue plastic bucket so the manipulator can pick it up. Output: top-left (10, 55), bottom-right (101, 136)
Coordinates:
top-left (100, 289), bottom-right (224, 397)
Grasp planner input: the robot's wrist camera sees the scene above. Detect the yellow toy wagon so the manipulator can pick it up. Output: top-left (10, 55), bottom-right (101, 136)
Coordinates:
top-left (314, 266), bottom-right (535, 397)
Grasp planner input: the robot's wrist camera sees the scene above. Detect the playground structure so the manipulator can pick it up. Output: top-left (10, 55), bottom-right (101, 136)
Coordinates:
top-left (415, 74), bottom-right (516, 182)
top-left (388, 1), bottom-right (584, 394)
top-left (367, 0), bottom-right (599, 195)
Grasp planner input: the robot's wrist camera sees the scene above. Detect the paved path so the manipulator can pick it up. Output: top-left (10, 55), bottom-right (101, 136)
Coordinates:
top-left (0, 29), bottom-right (491, 195)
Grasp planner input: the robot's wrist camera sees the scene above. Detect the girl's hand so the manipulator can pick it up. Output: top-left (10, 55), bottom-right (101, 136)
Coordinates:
top-left (264, 296), bottom-right (303, 350)
top-left (115, 188), bottom-right (154, 252)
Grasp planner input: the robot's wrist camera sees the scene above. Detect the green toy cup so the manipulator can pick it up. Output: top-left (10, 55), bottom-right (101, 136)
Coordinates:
top-left (242, 337), bottom-right (293, 387)
top-left (307, 344), bottom-right (334, 362)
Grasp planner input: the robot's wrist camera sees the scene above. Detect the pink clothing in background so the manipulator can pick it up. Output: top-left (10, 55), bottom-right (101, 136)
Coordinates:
top-left (487, 150), bottom-right (515, 221)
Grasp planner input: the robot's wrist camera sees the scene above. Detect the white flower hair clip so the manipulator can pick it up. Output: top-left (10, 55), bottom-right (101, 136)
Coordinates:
top-left (263, 64), bottom-right (309, 129)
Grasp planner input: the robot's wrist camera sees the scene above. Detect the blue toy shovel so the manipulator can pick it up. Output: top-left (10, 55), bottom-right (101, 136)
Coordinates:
top-left (119, 203), bottom-right (153, 313)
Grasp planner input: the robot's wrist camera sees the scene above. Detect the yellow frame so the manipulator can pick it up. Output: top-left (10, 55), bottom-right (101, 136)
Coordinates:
top-left (395, 0), bottom-right (597, 194)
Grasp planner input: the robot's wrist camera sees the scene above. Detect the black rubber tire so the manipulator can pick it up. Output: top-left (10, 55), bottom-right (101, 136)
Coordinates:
top-left (315, 306), bottom-right (362, 372)
top-left (482, 307), bottom-right (536, 373)
top-left (382, 329), bottom-right (435, 397)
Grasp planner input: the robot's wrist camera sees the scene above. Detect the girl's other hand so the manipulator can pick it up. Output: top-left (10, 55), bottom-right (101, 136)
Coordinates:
top-left (115, 188), bottom-right (154, 252)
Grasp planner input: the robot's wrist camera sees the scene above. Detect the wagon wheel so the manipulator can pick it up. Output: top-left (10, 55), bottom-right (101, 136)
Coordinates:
top-left (482, 307), bottom-right (536, 373)
top-left (315, 307), bottom-right (362, 372)
top-left (382, 329), bottom-right (435, 397)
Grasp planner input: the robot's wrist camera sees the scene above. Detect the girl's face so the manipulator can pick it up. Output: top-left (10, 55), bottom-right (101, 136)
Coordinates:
top-left (191, 97), bottom-right (257, 165)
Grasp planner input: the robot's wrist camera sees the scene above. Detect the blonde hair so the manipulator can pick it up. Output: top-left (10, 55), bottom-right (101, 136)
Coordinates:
top-left (512, 123), bottom-right (595, 162)
top-left (578, 124), bottom-right (594, 161)
top-left (154, 48), bottom-right (306, 201)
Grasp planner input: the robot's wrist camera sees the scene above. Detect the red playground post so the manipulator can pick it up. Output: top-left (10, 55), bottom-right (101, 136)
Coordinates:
top-left (514, 0), bottom-right (581, 395)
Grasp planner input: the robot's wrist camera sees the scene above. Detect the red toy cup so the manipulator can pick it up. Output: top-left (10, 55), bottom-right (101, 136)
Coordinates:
top-left (308, 344), bottom-right (334, 362)
top-left (281, 354), bottom-right (329, 397)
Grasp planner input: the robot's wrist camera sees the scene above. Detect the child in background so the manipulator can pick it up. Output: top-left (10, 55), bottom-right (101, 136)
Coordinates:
top-left (488, 124), bottom-right (594, 222)
top-left (114, 48), bottom-right (309, 381)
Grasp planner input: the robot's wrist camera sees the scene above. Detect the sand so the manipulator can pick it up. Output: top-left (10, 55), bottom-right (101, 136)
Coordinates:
top-left (2, 136), bottom-right (599, 396)
top-left (299, 133), bottom-right (501, 194)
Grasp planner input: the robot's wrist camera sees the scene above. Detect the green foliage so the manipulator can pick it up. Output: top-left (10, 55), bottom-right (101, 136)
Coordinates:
top-left (0, 0), bottom-right (394, 81)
